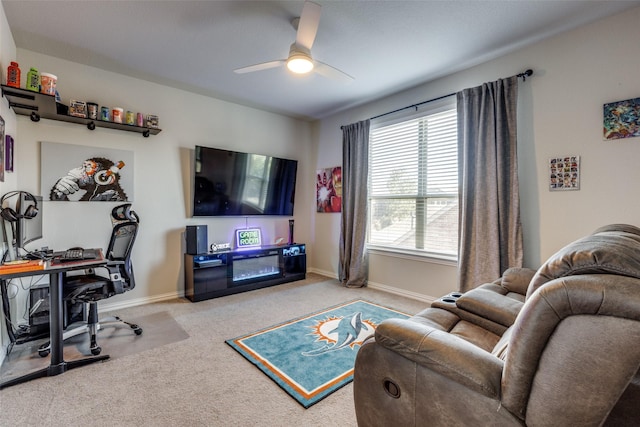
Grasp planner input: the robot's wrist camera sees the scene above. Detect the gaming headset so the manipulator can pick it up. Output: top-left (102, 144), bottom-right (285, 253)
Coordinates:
top-left (0, 191), bottom-right (39, 222)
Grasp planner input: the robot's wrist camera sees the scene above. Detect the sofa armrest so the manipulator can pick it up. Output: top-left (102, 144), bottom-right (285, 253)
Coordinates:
top-left (500, 267), bottom-right (536, 295)
top-left (456, 286), bottom-right (524, 327)
top-left (375, 318), bottom-right (504, 398)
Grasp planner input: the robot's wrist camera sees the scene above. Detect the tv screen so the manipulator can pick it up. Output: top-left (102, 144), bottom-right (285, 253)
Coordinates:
top-left (193, 146), bottom-right (297, 217)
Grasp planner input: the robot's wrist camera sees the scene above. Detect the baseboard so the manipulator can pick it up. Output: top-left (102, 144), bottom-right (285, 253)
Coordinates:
top-left (307, 267), bottom-right (337, 279)
top-left (0, 272), bottom-right (436, 369)
top-left (98, 290), bottom-right (184, 313)
top-left (367, 280), bottom-right (437, 304)
top-left (307, 267), bottom-right (437, 304)
top-left (107, 269), bottom-right (437, 311)
top-left (100, 269), bottom-right (336, 312)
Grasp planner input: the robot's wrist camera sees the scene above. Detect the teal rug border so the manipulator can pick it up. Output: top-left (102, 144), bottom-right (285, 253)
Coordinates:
top-left (225, 299), bottom-right (410, 408)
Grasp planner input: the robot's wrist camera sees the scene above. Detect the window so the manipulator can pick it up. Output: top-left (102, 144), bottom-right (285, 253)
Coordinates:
top-left (368, 104), bottom-right (458, 260)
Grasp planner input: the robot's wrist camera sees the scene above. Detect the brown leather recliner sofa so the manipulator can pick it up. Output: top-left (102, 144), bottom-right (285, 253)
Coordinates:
top-left (354, 224), bottom-right (640, 426)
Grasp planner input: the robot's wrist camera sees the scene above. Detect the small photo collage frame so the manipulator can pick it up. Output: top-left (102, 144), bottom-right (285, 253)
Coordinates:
top-left (549, 155), bottom-right (580, 191)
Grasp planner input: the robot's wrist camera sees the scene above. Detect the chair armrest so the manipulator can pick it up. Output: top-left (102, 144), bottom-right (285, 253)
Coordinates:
top-left (84, 260), bottom-right (124, 273)
top-left (456, 287), bottom-right (524, 327)
top-left (499, 267), bottom-right (536, 296)
top-left (375, 318), bottom-right (504, 398)
top-left (103, 261), bottom-right (126, 293)
top-left (80, 261), bottom-right (127, 294)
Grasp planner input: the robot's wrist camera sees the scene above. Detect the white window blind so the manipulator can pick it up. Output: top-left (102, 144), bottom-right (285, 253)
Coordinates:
top-left (368, 107), bottom-right (458, 259)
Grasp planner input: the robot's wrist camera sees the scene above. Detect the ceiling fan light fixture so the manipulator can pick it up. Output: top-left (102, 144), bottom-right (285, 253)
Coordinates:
top-left (287, 55), bottom-right (314, 74)
top-left (236, 4), bottom-right (353, 82)
top-left (286, 44), bottom-right (314, 74)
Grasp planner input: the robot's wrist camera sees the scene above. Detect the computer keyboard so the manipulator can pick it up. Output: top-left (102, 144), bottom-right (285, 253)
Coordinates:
top-left (59, 248), bottom-right (98, 262)
top-left (61, 249), bottom-right (84, 261)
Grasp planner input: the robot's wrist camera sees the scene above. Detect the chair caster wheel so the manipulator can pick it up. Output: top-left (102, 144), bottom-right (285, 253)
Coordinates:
top-left (134, 327), bottom-right (143, 335)
top-left (38, 348), bottom-right (50, 357)
top-left (91, 346), bottom-right (102, 356)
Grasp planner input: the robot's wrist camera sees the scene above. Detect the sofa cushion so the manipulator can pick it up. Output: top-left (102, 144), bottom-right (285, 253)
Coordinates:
top-left (527, 225), bottom-right (640, 298)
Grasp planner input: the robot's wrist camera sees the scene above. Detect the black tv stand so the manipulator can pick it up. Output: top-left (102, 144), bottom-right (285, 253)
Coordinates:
top-left (184, 244), bottom-right (306, 302)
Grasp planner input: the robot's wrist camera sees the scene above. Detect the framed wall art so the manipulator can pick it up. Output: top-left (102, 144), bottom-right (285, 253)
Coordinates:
top-left (549, 155), bottom-right (580, 191)
top-left (603, 97), bottom-right (640, 140)
top-left (316, 166), bottom-right (342, 212)
top-left (5, 135), bottom-right (14, 172)
top-left (41, 141), bottom-right (134, 201)
top-left (0, 115), bottom-right (5, 183)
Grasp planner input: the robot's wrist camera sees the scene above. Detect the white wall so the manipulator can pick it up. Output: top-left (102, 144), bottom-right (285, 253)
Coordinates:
top-left (0, 2), bottom-right (16, 190)
top-left (312, 6), bottom-right (640, 299)
top-left (0, 2), bottom-right (18, 364)
top-left (0, 17), bottom-right (314, 355)
top-left (13, 49), bottom-right (313, 300)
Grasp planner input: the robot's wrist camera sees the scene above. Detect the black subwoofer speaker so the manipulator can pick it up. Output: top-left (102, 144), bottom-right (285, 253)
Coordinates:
top-left (186, 225), bottom-right (208, 254)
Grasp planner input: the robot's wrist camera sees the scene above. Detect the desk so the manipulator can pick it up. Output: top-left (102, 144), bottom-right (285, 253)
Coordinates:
top-left (0, 250), bottom-right (108, 389)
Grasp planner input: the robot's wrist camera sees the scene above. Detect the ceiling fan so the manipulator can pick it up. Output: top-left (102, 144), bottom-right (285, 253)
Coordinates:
top-left (234, 1), bottom-right (353, 82)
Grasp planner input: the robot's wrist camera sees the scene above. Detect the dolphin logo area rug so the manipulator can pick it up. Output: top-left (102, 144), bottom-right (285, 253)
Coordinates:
top-left (226, 299), bottom-right (410, 408)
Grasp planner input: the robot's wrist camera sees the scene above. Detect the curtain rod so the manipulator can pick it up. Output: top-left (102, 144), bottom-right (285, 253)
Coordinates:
top-left (342, 69), bottom-right (533, 128)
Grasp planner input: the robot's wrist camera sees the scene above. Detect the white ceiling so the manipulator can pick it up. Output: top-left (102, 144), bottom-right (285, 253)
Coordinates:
top-left (3, 0), bottom-right (639, 121)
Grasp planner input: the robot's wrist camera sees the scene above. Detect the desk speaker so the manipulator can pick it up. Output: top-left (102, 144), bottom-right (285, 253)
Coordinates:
top-left (186, 225), bottom-right (208, 254)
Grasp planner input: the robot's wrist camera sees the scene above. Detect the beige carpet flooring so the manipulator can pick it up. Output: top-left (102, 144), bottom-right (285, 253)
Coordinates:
top-left (0, 273), bottom-right (427, 426)
top-left (0, 310), bottom-right (190, 380)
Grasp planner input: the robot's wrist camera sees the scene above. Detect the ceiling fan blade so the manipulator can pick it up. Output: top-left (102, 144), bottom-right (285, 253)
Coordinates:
top-left (234, 60), bottom-right (285, 74)
top-left (296, 1), bottom-right (321, 50)
top-left (314, 60), bottom-right (354, 83)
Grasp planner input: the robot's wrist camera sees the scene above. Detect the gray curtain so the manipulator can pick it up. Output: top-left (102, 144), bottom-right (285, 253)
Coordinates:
top-left (457, 76), bottom-right (523, 292)
top-left (339, 119), bottom-right (370, 288)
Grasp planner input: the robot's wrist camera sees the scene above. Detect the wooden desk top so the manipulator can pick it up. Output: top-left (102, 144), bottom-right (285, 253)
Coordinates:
top-left (0, 249), bottom-right (106, 279)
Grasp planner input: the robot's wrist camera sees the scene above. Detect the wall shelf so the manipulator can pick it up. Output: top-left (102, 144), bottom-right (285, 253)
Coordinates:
top-left (1, 85), bottom-right (161, 137)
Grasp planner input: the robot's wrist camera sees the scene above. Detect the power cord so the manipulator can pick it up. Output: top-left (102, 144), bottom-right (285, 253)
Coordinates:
top-left (22, 248), bottom-right (53, 261)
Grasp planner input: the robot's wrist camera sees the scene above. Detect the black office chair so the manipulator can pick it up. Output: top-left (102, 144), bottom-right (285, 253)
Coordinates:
top-left (38, 205), bottom-right (143, 357)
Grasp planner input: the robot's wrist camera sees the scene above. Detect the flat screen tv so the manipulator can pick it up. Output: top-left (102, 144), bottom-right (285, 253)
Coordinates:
top-left (193, 145), bottom-right (298, 217)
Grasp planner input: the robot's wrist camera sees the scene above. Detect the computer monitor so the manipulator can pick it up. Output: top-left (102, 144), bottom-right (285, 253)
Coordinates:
top-left (16, 194), bottom-right (43, 249)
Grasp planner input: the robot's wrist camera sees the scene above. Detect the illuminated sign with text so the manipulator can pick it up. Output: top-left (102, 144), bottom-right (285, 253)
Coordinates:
top-left (235, 228), bottom-right (262, 249)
